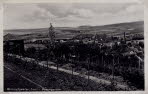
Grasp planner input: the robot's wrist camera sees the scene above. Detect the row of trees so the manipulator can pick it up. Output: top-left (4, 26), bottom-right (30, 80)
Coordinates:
top-left (25, 40), bottom-right (144, 68)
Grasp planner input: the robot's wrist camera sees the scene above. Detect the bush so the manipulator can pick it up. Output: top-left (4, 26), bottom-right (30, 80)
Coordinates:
top-left (122, 69), bottom-right (144, 90)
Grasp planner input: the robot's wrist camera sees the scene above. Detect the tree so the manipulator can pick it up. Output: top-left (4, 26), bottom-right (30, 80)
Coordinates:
top-left (25, 47), bottom-right (36, 58)
top-left (139, 41), bottom-right (144, 48)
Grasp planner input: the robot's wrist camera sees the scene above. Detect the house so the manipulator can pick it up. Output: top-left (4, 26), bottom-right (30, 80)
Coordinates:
top-left (4, 39), bottom-right (24, 55)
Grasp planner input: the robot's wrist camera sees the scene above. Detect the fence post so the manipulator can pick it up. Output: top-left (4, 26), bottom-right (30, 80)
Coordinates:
top-left (57, 58), bottom-right (59, 73)
top-left (47, 52), bottom-right (48, 69)
top-left (102, 55), bottom-right (104, 71)
top-left (87, 57), bottom-right (90, 85)
top-left (111, 55), bottom-right (115, 89)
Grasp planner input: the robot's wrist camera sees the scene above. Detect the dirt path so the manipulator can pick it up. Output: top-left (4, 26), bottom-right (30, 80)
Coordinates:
top-left (38, 61), bottom-right (129, 90)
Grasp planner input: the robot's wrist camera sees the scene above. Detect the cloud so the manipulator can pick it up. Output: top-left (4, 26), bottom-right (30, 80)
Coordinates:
top-left (22, 7), bottom-right (57, 22)
top-left (35, 3), bottom-right (125, 20)
top-left (115, 4), bottom-right (143, 20)
top-left (37, 4), bottom-right (73, 18)
top-left (28, 4), bottom-right (98, 22)
top-left (35, 3), bottom-right (139, 20)
top-left (125, 4), bottom-right (143, 13)
top-left (4, 3), bottom-right (144, 29)
top-left (71, 8), bottom-right (96, 18)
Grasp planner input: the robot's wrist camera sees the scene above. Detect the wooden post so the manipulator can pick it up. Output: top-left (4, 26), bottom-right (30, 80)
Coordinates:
top-left (139, 59), bottom-right (141, 70)
top-left (47, 59), bottom-right (48, 69)
top-left (112, 55), bottom-right (115, 86)
top-left (72, 64), bottom-right (73, 78)
top-left (57, 59), bottom-right (59, 72)
top-left (46, 50), bottom-right (49, 69)
top-left (87, 57), bottom-right (90, 85)
top-left (102, 55), bottom-right (104, 71)
top-left (57, 63), bottom-right (59, 72)
top-left (71, 55), bottom-right (75, 79)
top-left (118, 56), bottom-right (120, 70)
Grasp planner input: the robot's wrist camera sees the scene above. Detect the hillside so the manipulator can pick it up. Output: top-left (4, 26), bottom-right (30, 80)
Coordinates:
top-left (78, 21), bottom-right (144, 36)
top-left (4, 21), bottom-right (144, 41)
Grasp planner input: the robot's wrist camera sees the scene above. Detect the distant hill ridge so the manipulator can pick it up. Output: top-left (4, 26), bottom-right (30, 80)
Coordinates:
top-left (4, 21), bottom-right (144, 41)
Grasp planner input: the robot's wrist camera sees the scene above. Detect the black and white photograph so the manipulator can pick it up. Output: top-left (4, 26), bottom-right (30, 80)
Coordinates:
top-left (3, 1), bottom-right (144, 91)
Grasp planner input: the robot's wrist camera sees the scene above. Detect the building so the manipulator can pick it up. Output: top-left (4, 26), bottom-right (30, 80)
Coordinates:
top-left (4, 40), bottom-right (24, 55)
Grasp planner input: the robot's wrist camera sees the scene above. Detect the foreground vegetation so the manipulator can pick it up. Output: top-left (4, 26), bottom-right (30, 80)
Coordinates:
top-left (4, 54), bottom-right (127, 91)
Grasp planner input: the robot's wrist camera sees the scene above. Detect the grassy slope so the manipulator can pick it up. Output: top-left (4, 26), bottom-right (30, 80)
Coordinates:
top-left (4, 67), bottom-right (41, 91)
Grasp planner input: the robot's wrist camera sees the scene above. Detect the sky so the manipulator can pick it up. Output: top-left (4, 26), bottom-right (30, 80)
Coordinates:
top-left (4, 1), bottom-right (144, 29)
